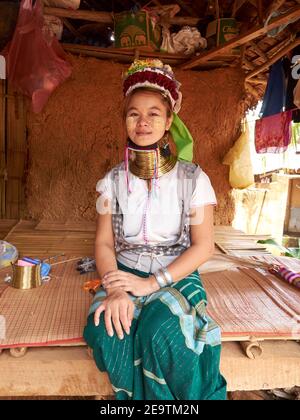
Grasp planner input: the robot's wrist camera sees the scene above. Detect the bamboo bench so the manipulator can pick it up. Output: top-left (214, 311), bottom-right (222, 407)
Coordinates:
top-left (0, 340), bottom-right (300, 398)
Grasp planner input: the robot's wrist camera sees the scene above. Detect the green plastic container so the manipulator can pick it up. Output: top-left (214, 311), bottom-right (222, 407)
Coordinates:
top-left (206, 18), bottom-right (240, 54)
top-left (114, 10), bottom-right (161, 51)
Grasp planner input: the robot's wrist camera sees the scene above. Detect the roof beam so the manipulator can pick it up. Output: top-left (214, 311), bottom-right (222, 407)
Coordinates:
top-left (246, 38), bottom-right (300, 79)
top-left (44, 7), bottom-right (113, 24)
top-left (181, 5), bottom-right (300, 70)
top-left (43, 6), bottom-right (200, 26)
top-left (248, 40), bottom-right (268, 62)
top-left (257, 0), bottom-right (264, 24)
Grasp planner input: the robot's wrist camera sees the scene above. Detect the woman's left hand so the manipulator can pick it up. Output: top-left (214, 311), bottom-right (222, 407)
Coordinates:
top-left (102, 270), bottom-right (159, 297)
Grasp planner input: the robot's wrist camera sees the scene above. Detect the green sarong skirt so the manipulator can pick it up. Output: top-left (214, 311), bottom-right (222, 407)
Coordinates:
top-left (83, 261), bottom-right (227, 400)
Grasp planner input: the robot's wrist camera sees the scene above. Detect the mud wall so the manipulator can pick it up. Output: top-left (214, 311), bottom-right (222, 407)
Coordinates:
top-left (26, 56), bottom-right (246, 225)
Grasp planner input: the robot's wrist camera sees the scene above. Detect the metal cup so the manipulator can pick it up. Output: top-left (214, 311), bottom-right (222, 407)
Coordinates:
top-left (11, 263), bottom-right (42, 289)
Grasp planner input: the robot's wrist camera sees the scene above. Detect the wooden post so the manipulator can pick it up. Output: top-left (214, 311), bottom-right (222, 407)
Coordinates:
top-left (215, 0), bottom-right (220, 19)
top-left (5, 84), bottom-right (27, 219)
top-left (257, 0), bottom-right (264, 24)
top-left (44, 6), bottom-right (200, 26)
top-left (0, 80), bottom-right (6, 218)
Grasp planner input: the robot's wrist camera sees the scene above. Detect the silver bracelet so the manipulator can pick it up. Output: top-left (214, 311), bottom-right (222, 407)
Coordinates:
top-left (160, 268), bottom-right (173, 286)
top-left (153, 270), bottom-right (167, 288)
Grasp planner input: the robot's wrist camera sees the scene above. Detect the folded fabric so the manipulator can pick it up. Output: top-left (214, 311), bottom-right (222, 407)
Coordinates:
top-left (255, 110), bottom-right (292, 154)
top-left (269, 265), bottom-right (300, 289)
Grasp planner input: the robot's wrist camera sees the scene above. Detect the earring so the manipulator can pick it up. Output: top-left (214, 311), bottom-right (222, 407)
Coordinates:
top-left (162, 131), bottom-right (169, 144)
top-left (160, 131), bottom-right (171, 157)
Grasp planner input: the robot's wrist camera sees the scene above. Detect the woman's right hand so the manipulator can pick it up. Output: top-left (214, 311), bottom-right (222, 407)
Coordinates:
top-left (94, 289), bottom-right (134, 340)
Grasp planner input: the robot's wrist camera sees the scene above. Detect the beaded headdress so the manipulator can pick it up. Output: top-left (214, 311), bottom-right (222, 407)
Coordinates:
top-left (123, 59), bottom-right (182, 114)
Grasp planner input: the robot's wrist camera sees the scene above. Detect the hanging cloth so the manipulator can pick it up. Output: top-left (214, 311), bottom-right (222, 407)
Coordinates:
top-left (255, 110), bottom-right (293, 154)
top-left (260, 59), bottom-right (286, 118)
top-left (169, 112), bottom-right (194, 162)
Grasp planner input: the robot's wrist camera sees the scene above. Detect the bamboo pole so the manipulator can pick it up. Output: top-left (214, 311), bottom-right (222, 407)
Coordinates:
top-left (257, 0), bottom-right (264, 24)
top-left (44, 6), bottom-right (200, 26)
top-left (249, 40), bottom-right (268, 62)
top-left (240, 340), bottom-right (263, 359)
top-left (247, 77), bottom-right (267, 85)
top-left (244, 81), bottom-right (261, 100)
top-left (0, 80), bottom-right (6, 218)
top-left (44, 7), bottom-right (113, 24)
top-left (63, 43), bottom-right (187, 65)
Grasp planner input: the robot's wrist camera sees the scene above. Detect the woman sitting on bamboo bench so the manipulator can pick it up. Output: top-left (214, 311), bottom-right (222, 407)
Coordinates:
top-left (83, 59), bottom-right (227, 400)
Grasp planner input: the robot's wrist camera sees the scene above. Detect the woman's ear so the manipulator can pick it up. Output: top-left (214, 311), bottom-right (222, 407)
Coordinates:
top-left (166, 113), bottom-right (174, 131)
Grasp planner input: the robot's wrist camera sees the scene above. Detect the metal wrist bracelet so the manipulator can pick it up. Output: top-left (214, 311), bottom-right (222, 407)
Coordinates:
top-left (153, 270), bottom-right (166, 288)
top-left (160, 268), bottom-right (173, 286)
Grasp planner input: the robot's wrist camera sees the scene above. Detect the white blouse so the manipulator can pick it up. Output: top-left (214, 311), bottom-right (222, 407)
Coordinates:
top-left (96, 161), bottom-right (217, 242)
top-left (96, 161), bottom-right (217, 273)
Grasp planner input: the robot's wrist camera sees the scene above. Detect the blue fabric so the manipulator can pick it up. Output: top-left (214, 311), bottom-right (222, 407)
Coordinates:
top-left (260, 59), bottom-right (286, 118)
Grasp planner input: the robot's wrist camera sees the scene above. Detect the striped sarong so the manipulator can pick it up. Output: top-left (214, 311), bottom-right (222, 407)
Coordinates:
top-left (83, 261), bottom-right (227, 400)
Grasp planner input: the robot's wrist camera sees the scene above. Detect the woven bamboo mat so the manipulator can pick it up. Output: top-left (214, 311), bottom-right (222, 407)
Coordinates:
top-left (1, 220), bottom-right (300, 345)
top-left (203, 263), bottom-right (300, 341)
top-left (34, 220), bottom-right (96, 232)
top-left (0, 219), bottom-right (95, 258)
top-left (0, 258), bottom-right (95, 349)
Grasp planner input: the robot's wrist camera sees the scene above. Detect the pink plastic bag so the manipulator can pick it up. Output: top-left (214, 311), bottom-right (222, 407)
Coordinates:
top-left (3, 0), bottom-right (72, 113)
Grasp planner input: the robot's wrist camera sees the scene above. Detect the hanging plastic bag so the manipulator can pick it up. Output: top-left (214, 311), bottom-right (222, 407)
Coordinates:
top-left (171, 26), bottom-right (207, 55)
top-left (223, 121), bottom-right (254, 189)
top-left (160, 26), bottom-right (176, 54)
top-left (0, 240), bottom-right (18, 269)
top-left (2, 0), bottom-right (72, 113)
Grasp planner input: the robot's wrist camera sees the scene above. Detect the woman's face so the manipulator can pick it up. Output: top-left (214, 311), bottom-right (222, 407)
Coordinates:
top-left (125, 91), bottom-right (173, 146)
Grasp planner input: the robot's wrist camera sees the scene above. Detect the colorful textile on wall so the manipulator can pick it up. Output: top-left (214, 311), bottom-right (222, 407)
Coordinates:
top-left (255, 110), bottom-right (292, 154)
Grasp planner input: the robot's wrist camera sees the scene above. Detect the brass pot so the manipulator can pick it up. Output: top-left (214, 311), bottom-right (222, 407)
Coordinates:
top-left (11, 263), bottom-right (41, 290)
